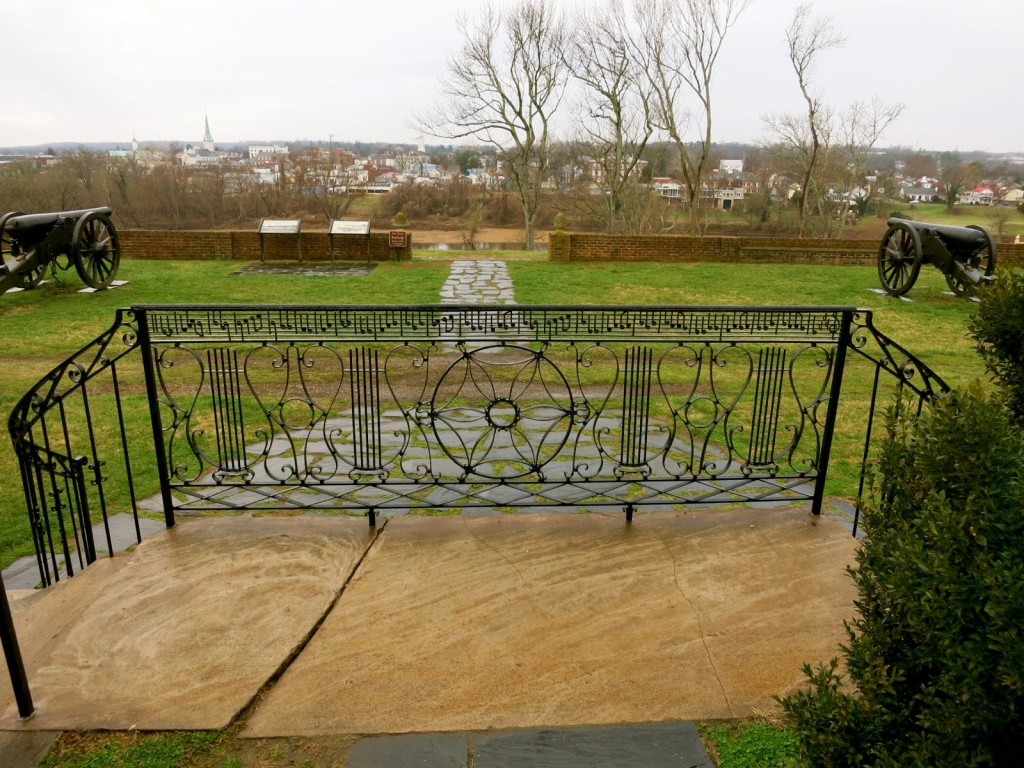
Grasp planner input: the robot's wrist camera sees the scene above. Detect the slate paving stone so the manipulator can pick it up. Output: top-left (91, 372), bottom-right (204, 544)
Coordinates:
top-left (423, 487), bottom-right (469, 506)
top-left (2, 513), bottom-right (166, 590)
top-left (471, 723), bottom-right (712, 768)
top-left (400, 447), bottom-right (431, 459)
top-left (439, 259), bottom-right (516, 306)
top-left (460, 506), bottom-right (503, 516)
top-left (278, 489), bottom-right (338, 507)
top-left (0, 731), bottom-right (59, 768)
top-left (522, 484), bottom-right (594, 503)
top-left (825, 497), bottom-right (863, 537)
top-left (475, 485), bottom-right (531, 504)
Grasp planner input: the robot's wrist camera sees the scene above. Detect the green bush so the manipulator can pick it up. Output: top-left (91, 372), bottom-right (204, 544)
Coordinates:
top-left (968, 267), bottom-right (1024, 425)
top-left (781, 385), bottom-right (1024, 767)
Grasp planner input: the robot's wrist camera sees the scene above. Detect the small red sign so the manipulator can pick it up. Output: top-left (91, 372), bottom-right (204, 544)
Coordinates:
top-left (388, 230), bottom-right (408, 248)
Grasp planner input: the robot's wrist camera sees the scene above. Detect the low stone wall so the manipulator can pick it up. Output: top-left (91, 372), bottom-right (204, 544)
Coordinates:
top-left (549, 231), bottom-right (1024, 267)
top-left (119, 229), bottom-right (412, 262)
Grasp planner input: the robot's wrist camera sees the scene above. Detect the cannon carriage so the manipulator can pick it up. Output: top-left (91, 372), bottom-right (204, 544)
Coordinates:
top-left (0, 206), bottom-right (120, 294)
top-left (877, 216), bottom-right (996, 297)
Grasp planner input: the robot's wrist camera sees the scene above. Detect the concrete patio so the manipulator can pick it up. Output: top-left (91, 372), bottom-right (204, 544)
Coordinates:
top-left (1, 504), bottom-right (859, 742)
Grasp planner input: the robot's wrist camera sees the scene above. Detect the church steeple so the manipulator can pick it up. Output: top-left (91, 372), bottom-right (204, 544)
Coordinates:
top-left (202, 114), bottom-right (214, 152)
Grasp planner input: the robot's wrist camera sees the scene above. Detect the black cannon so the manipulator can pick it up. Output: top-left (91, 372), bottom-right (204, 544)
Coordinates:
top-left (0, 207), bottom-right (120, 294)
top-left (877, 217), bottom-right (996, 297)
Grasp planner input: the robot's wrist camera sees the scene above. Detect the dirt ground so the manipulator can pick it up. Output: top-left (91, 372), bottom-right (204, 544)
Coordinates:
top-left (403, 227), bottom-right (550, 245)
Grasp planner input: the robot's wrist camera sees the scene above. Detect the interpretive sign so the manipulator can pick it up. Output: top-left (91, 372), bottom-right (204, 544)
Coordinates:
top-left (258, 219), bottom-right (301, 235)
top-left (257, 219), bottom-right (302, 261)
top-left (329, 220), bottom-right (371, 236)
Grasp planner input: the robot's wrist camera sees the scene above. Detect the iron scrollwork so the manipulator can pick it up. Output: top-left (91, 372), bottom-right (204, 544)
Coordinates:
top-left (140, 305), bottom-right (854, 514)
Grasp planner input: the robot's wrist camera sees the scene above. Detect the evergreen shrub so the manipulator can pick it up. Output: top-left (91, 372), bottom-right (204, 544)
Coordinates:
top-left (781, 385), bottom-right (1024, 766)
top-left (968, 267), bottom-right (1024, 425)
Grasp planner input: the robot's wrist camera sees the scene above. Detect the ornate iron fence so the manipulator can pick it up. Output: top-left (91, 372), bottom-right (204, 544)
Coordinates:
top-left (137, 305), bottom-right (854, 522)
top-left (8, 304), bottom-right (949, 590)
top-left (4, 302), bottom-right (949, 717)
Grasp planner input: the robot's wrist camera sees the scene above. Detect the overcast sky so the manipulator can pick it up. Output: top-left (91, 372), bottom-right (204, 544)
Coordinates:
top-left (3, 0), bottom-right (1021, 153)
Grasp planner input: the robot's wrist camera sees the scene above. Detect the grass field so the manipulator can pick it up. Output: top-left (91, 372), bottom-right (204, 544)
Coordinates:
top-left (885, 201), bottom-right (1024, 238)
top-left (0, 254), bottom-right (993, 569)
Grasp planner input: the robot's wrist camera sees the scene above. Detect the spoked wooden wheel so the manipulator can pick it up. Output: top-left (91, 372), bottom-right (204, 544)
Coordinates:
top-left (877, 220), bottom-right (922, 296)
top-left (18, 262), bottom-right (46, 289)
top-left (944, 225), bottom-right (997, 297)
top-left (72, 210), bottom-right (120, 289)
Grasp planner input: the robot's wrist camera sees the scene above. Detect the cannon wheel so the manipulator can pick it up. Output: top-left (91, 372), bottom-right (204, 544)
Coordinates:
top-left (18, 263), bottom-right (47, 288)
top-left (945, 225), bottom-right (997, 297)
top-left (877, 220), bottom-right (922, 296)
top-left (71, 210), bottom-right (120, 289)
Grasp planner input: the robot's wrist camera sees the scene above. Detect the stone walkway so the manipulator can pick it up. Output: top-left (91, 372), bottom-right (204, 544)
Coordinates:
top-left (438, 259), bottom-right (516, 304)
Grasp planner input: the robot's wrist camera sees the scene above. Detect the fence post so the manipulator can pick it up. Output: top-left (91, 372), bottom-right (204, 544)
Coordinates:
top-left (136, 308), bottom-right (176, 528)
top-left (0, 571), bottom-right (33, 718)
top-left (811, 309), bottom-right (853, 516)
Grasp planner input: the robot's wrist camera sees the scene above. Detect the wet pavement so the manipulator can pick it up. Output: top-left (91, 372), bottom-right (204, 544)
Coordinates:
top-left (1, 508), bottom-right (858, 744)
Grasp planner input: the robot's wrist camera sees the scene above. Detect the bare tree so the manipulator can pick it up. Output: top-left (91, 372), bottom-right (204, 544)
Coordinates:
top-left (903, 152), bottom-right (939, 181)
top-left (566, 0), bottom-right (654, 235)
top-left (783, 2), bottom-right (844, 236)
top-left (941, 162), bottom-right (978, 211)
top-left (762, 107), bottom-right (844, 236)
top-left (633, 0), bottom-right (751, 235)
top-left (292, 149), bottom-right (363, 224)
top-left (417, 1), bottom-right (568, 249)
top-left (989, 206), bottom-right (1012, 242)
top-left (835, 98), bottom-right (904, 230)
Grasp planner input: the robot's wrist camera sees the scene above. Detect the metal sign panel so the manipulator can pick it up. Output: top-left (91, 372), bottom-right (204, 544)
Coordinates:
top-left (259, 219), bottom-right (301, 234)
top-left (330, 220), bottom-right (370, 236)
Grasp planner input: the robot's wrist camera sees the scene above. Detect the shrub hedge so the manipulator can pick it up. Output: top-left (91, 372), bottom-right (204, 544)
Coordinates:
top-left (781, 270), bottom-right (1024, 766)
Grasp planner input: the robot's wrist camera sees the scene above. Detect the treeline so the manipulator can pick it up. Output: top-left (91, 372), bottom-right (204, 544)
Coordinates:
top-left (0, 148), bottom-right (707, 235)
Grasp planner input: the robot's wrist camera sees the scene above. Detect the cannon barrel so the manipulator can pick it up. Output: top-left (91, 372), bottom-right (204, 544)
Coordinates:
top-left (5, 207), bottom-right (113, 234)
top-left (886, 217), bottom-right (988, 250)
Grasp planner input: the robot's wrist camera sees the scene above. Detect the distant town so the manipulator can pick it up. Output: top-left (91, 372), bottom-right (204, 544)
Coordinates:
top-left (2, 116), bottom-right (1023, 237)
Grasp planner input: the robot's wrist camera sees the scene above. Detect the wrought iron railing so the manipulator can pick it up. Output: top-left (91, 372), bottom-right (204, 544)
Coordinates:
top-left (137, 304), bottom-right (854, 524)
top-left (4, 303), bottom-right (948, 718)
top-left (8, 308), bottom-right (142, 587)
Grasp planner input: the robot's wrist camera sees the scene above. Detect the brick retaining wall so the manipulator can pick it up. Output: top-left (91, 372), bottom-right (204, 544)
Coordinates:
top-left (119, 229), bottom-right (412, 262)
top-left (119, 229), bottom-right (1023, 268)
top-left (549, 232), bottom-right (1024, 267)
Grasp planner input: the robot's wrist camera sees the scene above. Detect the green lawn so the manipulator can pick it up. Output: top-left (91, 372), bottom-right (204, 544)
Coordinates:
top-left (885, 201), bottom-right (1024, 238)
top-left (508, 259), bottom-right (986, 386)
top-left (0, 255), bottom-right (993, 568)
